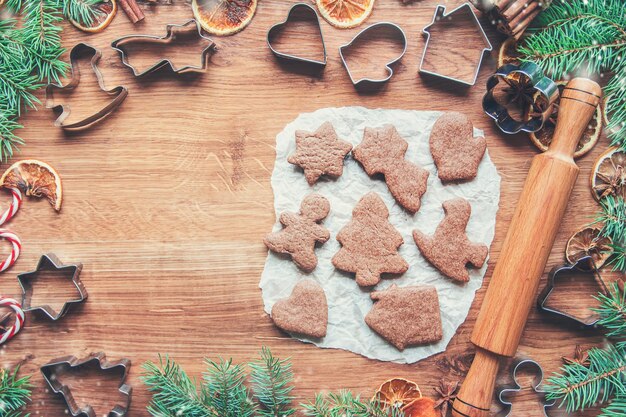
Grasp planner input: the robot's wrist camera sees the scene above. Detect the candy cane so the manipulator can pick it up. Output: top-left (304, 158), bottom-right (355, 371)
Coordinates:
top-left (0, 188), bottom-right (21, 226)
top-left (0, 297), bottom-right (24, 345)
top-left (0, 230), bottom-right (20, 272)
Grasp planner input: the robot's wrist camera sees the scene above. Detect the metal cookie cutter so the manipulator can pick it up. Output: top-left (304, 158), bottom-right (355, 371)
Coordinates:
top-left (267, 3), bottom-right (326, 68)
top-left (111, 19), bottom-right (216, 77)
top-left (537, 256), bottom-right (606, 329)
top-left (339, 22), bottom-right (407, 89)
top-left (17, 253), bottom-right (87, 321)
top-left (498, 359), bottom-right (556, 417)
top-left (41, 352), bottom-right (132, 417)
top-left (484, 62), bottom-right (559, 134)
top-left (419, 3), bottom-right (493, 86)
top-left (45, 43), bottom-right (128, 131)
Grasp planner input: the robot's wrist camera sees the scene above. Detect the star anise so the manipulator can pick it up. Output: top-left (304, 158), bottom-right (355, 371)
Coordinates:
top-left (595, 164), bottom-right (625, 200)
top-left (501, 74), bottom-right (537, 108)
top-left (562, 345), bottom-right (590, 367)
top-left (433, 379), bottom-right (459, 417)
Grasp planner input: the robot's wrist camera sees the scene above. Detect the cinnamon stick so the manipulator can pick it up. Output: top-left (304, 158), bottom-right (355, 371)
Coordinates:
top-left (119, 0), bottom-right (145, 23)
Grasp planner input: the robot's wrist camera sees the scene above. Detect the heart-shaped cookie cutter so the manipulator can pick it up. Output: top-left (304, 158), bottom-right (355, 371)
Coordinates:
top-left (536, 256), bottom-right (607, 329)
top-left (267, 3), bottom-right (326, 68)
top-left (483, 62), bottom-right (560, 134)
top-left (497, 359), bottom-right (556, 417)
top-left (339, 22), bottom-right (407, 89)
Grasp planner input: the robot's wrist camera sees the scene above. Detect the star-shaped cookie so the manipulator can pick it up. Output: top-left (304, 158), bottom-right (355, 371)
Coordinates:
top-left (288, 122), bottom-right (353, 185)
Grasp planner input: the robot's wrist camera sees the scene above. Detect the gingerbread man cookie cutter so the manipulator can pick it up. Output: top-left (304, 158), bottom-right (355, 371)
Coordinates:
top-left (498, 359), bottom-right (556, 417)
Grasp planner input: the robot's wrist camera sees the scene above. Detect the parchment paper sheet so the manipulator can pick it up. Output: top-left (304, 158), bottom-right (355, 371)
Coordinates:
top-left (260, 107), bottom-right (501, 364)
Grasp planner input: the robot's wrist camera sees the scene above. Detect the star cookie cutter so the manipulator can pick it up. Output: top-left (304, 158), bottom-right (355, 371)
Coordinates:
top-left (17, 253), bottom-right (87, 321)
top-left (419, 3), bottom-right (493, 86)
top-left (267, 3), bottom-right (326, 69)
top-left (498, 359), bottom-right (556, 417)
top-left (484, 62), bottom-right (560, 134)
top-left (41, 352), bottom-right (132, 417)
top-left (536, 256), bottom-right (606, 329)
top-left (111, 19), bottom-right (216, 77)
top-left (339, 22), bottom-right (407, 89)
top-left (45, 43), bottom-right (128, 131)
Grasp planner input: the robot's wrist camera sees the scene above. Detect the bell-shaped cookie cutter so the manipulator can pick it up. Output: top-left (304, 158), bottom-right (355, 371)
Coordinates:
top-left (41, 352), bottom-right (132, 417)
top-left (483, 62), bottom-right (560, 134)
top-left (45, 43), bottom-right (128, 130)
top-left (339, 22), bottom-right (407, 89)
top-left (267, 3), bottom-right (327, 68)
top-left (498, 359), bottom-right (556, 417)
top-left (111, 19), bottom-right (216, 77)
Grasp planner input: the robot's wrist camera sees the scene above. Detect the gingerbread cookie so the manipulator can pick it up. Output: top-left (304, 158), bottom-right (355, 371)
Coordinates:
top-left (288, 122), bottom-right (353, 185)
top-left (365, 284), bottom-right (443, 350)
top-left (413, 198), bottom-right (488, 282)
top-left (430, 112), bottom-right (486, 182)
top-left (264, 193), bottom-right (330, 272)
top-left (353, 125), bottom-right (429, 213)
top-left (271, 279), bottom-right (328, 338)
top-left (332, 192), bottom-right (408, 286)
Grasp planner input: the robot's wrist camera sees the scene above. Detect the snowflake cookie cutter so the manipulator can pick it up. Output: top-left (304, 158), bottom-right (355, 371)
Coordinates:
top-left (111, 19), bottom-right (216, 77)
top-left (45, 43), bottom-right (128, 131)
top-left (41, 352), bottom-right (132, 417)
top-left (498, 359), bottom-right (556, 417)
top-left (17, 253), bottom-right (87, 321)
top-left (339, 22), bottom-right (407, 89)
top-left (267, 3), bottom-right (327, 69)
top-left (536, 255), bottom-right (606, 329)
top-left (419, 3), bottom-right (493, 86)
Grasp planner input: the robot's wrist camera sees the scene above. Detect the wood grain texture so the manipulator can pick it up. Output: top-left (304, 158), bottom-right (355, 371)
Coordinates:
top-left (2, 1), bottom-right (622, 416)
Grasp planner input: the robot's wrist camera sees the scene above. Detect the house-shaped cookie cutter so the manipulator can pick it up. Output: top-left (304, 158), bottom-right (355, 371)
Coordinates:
top-left (419, 3), bottom-right (493, 86)
top-left (17, 253), bottom-right (87, 320)
top-left (41, 352), bottom-right (132, 417)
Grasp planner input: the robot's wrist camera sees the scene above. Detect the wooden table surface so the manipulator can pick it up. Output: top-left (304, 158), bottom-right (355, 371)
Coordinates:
top-left (4, 0), bottom-right (622, 415)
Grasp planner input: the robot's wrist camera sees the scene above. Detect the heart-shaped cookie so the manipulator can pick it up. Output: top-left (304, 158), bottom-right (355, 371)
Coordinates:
top-left (271, 279), bottom-right (328, 338)
top-left (429, 112), bottom-right (486, 182)
top-left (339, 22), bottom-right (407, 89)
top-left (267, 3), bottom-right (326, 68)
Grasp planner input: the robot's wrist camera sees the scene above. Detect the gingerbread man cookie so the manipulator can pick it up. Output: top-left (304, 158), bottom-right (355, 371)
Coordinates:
top-left (332, 192), bottom-right (408, 286)
top-left (413, 198), bottom-right (488, 282)
top-left (264, 193), bottom-right (330, 272)
top-left (429, 112), bottom-right (486, 182)
top-left (271, 279), bottom-right (328, 338)
top-left (353, 125), bottom-right (429, 213)
top-left (288, 122), bottom-right (353, 185)
top-left (365, 284), bottom-right (443, 350)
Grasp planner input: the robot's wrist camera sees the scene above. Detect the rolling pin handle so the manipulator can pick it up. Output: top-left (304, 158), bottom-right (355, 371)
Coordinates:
top-left (451, 348), bottom-right (499, 417)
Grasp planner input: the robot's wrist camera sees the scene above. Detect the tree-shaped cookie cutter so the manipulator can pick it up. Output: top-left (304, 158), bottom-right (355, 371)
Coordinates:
top-left (267, 3), bottom-right (327, 68)
top-left (41, 352), bottom-right (132, 417)
top-left (17, 253), bottom-right (87, 321)
top-left (419, 3), bottom-right (493, 86)
top-left (498, 359), bottom-right (556, 417)
top-left (536, 255), bottom-right (606, 329)
top-left (45, 43), bottom-right (128, 130)
top-left (111, 19), bottom-right (216, 77)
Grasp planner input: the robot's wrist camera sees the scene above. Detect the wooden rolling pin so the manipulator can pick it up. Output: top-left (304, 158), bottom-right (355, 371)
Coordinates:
top-left (451, 78), bottom-right (603, 417)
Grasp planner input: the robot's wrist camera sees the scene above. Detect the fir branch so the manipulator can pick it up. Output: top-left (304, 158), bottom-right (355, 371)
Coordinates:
top-left (594, 284), bottom-right (626, 340)
top-left (546, 344), bottom-right (626, 412)
top-left (600, 395), bottom-right (626, 417)
top-left (203, 358), bottom-right (255, 417)
top-left (301, 391), bottom-right (404, 417)
top-left (0, 367), bottom-right (32, 417)
top-left (250, 347), bottom-right (295, 417)
top-left (57, 0), bottom-right (105, 27)
top-left (596, 196), bottom-right (626, 244)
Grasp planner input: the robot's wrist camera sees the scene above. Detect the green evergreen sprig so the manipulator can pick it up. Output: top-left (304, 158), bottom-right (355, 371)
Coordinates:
top-left (594, 196), bottom-right (626, 271)
top-left (301, 391), bottom-right (404, 417)
top-left (517, 0), bottom-right (626, 150)
top-left (0, 367), bottom-right (32, 417)
top-left (594, 284), bottom-right (626, 342)
top-left (142, 348), bottom-right (296, 417)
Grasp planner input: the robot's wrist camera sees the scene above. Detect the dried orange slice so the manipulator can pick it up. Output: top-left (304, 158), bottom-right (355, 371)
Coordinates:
top-left (591, 147), bottom-right (626, 202)
top-left (192, 0), bottom-right (257, 36)
top-left (373, 378), bottom-right (422, 409)
top-left (1, 160), bottom-right (62, 211)
top-left (70, 0), bottom-right (117, 33)
top-left (566, 226), bottom-right (613, 269)
top-left (527, 81), bottom-right (603, 158)
top-left (497, 38), bottom-right (520, 68)
top-left (402, 397), bottom-right (438, 417)
top-left (316, 0), bottom-right (375, 29)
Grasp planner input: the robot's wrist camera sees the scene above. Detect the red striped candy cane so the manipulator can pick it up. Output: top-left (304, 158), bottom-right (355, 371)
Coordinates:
top-left (0, 230), bottom-right (20, 272)
top-left (0, 188), bottom-right (21, 226)
top-left (0, 297), bottom-right (24, 345)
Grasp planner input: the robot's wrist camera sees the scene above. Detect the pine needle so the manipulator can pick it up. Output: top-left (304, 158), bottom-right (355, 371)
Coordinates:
top-left (301, 390), bottom-right (405, 417)
top-left (0, 366), bottom-right (32, 417)
top-left (250, 347), bottom-right (295, 417)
